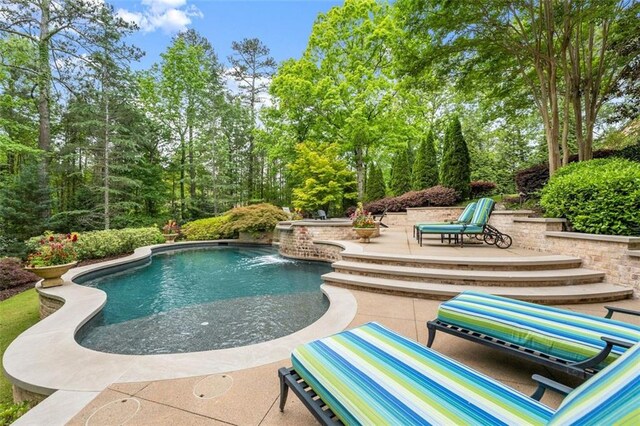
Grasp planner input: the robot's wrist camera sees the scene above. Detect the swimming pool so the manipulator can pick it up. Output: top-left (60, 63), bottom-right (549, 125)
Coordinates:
top-left (75, 246), bottom-right (331, 355)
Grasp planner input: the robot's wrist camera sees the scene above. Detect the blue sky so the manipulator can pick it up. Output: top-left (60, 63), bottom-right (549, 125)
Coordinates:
top-left (109, 0), bottom-right (344, 69)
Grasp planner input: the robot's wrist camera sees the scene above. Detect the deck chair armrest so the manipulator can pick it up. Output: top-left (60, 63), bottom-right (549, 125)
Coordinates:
top-left (530, 374), bottom-right (573, 401)
top-left (604, 306), bottom-right (640, 319)
top-left (601, 335), bottom-right (634, 349)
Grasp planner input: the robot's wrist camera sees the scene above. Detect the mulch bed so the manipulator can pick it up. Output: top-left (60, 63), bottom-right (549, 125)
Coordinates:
top-left (0, 253), bottom-right (133, 302)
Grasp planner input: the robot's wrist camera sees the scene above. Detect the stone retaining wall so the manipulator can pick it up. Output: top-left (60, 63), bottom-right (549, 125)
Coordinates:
top-left (277, 221), bottom-right (356, 260)
top-left (38, 292), bottom-right (64, 319)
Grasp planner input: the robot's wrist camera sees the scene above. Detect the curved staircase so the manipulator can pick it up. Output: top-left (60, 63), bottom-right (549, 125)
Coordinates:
top-left (322, 252), bottom-right (633, 304)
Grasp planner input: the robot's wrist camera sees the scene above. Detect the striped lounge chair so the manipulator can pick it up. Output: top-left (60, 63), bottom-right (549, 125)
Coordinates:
top-left (428, 291), bottom-right (640, 378)
top-left (416, 198), bottom-right (512, 249)
top-left (412, 201), bottom-right (476, 240)
top-left (278, 322), bottom-right (640, 425)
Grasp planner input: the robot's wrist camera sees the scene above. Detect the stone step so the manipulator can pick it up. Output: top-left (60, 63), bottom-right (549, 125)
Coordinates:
top-left (322, 272), bottom-right (633, 305)
top-left (332, 261), bottom-right (605, 287)
top-left (340, 252), bottom-right (583, 271)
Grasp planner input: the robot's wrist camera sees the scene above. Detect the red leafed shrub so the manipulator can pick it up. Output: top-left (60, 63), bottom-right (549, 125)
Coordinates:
top-left (0, 258), bottom-right (38, 290)
top-left (364, 185), bottom-right (458, 213)
top-left (422, 185), bottom-right (458, 206)
top-left (470, 181), bottom-right (497, 198)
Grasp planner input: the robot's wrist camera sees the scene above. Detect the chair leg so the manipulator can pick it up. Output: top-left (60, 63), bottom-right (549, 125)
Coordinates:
top-left (278, 368), bottom-right (290, 412)
top-left (426, 322), bottom-right (437, 347)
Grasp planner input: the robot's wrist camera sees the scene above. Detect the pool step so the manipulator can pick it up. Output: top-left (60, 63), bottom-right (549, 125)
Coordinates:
top-left (331, 261), bottom-right (605, 287)
top-left (339, 253), bottom-right (583, 271)
top-left (322, 272), bottom-right (633, 305)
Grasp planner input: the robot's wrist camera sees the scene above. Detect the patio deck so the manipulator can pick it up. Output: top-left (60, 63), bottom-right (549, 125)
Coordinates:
top-left (14, 227), bottom-right (640, 425)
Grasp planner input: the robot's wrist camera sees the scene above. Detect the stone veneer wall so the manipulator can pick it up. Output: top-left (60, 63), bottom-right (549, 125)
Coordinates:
top-left (38, 292), bottom-right (64, 319)
top-left (277, 221), bottom-right (357, 261)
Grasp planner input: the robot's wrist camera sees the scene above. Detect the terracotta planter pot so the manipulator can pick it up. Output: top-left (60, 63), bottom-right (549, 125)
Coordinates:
top-left (164, 233), bottom-right (179, 243)
top-left (353, 227), bottom-right (376, 243)
top-left (25, 261), bottom-right (77, 288)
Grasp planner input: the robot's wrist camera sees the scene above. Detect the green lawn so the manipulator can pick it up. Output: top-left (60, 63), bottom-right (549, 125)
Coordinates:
top-left (0, 289), bottom-right (39, 405)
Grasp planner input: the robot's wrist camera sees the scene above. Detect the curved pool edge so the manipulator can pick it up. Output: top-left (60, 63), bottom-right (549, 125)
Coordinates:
top-left (2, 241), bottom-right (357, 397)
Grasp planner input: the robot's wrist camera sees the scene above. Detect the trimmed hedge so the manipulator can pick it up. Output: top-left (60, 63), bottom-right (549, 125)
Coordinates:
top-left (26, 227), bottom-right (164, 261)
top-left (470, 181), bottom-right (497, 198)
top-left (365, 185), bottom-right (458, 213)
top-left (515, 147), bottom-right (636, 198)
top-left (540, 158), bottom-right (640, 236)
top-left (182, 216), bottom-right (233, 241)
top-left (0, 258), bottom-right (38, 290)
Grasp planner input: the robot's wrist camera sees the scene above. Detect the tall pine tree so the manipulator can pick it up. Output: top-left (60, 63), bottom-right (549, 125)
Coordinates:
top-left (411, 129), bottom-right (438, 190)
top-left (389, 149), bottom-right (412, 196)
top-left (365, 164), bottom-right (386, 202)
top-left (440, 116), bottom-right (471, 199)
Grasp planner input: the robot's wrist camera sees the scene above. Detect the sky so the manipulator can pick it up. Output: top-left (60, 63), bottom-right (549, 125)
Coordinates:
top-left (109, 0), bottom-right (344, 69)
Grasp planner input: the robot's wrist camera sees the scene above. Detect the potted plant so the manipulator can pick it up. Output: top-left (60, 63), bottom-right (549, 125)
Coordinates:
top-left (162, 220), bottom-right (180, 243)
top-left (25, 233), bottom-right (78, 288)
top-left (351, 203), bottom-right (376, 243)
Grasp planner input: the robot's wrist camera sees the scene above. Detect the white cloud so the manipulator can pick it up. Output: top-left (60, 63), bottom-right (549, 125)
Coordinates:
top-left (116, 0), bottom-right (201, 34)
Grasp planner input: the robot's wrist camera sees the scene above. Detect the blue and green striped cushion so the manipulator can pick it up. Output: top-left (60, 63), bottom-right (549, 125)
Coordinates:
top-left (457, 202), bottom-right (477, 223)
top-left (438, 292), bottom-right (640, 366)
top-left (549, 342), bottom-right (640, 425)
top-left (469, 197), bottom-right (494, 226)
top-left (418, 224), bottom-right (484, 234)
top-left (291, 322), bottom-right (554, 425)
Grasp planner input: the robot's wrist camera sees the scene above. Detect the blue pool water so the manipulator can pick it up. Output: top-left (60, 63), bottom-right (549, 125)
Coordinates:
top-left (75, 246), bottom-right (331, 354)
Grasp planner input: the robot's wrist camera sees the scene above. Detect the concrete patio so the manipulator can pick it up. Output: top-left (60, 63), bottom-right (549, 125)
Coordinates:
top-left (13, 226), bottom-right (640, 425)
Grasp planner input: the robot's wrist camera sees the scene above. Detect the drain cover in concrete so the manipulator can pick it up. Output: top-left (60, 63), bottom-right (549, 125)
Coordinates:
top-left (85, 397), bottom-right (140, 425)
top-left (193, 374), bottom-right (233, 399)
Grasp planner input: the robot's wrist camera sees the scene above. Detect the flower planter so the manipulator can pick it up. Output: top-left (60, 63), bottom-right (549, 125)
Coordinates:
top-left (163, 233), bottom-right (179, 243)
top-left (25, 261), bottom-right (77, 288)
top-left (353, 227), bottom-right (376, 243)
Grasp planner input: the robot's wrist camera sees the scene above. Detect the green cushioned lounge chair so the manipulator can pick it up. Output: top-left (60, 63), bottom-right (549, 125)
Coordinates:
top-left (428, 291), bottom-right (640, 378)
top-left (279, 322), bottom-right (640, 425)
top-left (412, 202), bottom-right (476, 240)
top-left (416, 197), bottom-right (512, 248)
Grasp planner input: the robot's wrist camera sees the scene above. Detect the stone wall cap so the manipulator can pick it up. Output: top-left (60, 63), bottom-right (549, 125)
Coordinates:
top-left (406, 207), bottom-right (463, 211)
top-left (492, 210), bottom-right (535, 216)
top-left (627, 250), bottom-right (640, 258)
top-left (288, 219), bottom-right (353, 227)
top-left (545, 231), bottom-right (640, 244)
top-left (514, 217), bottom-right (566, 223)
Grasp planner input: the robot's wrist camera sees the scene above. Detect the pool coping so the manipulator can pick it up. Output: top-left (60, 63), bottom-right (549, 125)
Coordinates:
top-left (2, 241), bottom-right (358, 396)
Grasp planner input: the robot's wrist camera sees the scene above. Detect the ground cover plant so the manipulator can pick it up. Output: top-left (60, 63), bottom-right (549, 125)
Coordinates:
top-left (540, 158), bottom-right (640, 236)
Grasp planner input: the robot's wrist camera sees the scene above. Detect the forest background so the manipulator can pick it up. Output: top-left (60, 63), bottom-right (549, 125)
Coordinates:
top-left (0, 0), bottom-right (638, 257)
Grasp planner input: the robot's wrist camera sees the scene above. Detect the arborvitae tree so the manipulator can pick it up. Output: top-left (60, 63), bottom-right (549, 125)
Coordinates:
top-left (365, 164), bottom-right (386, 202)
top-left (411, 129), bottom-right (439, 190)
top-left (389, 149), bottom-right (412, 196)
top-left (440, 116), bottom-right (471, 199)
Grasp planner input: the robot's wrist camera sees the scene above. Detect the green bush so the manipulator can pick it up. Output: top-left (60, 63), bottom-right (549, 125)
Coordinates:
top-left (26, 227), bottom-right (164, 261)
top-left (540, 159), bottom-right (640, 236)
top-left (220, 203), bottom-right (289, 236)
top-left (182, 216), bottom-right (233, 241)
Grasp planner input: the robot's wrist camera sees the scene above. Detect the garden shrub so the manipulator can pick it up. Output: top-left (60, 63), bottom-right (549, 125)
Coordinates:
top-left (470, 181), bottom-right (497, 198)
top-left (440, 116), bottom-right (471, 199)
top-left (364, 185), bottom-right (458, 213)
top-left (182, 215), bottom-right (233, 241)
top-left (516, 148), bottom-right (622, 198)
top-left (540, 158), bottom-right (640, 236)
top-left (26, 227), bottom-right (164, 261)
top-left (616, 142), bottom-right (640, 162)
top-left (389, 149), bottom-right (412, 196)
top-left (220, 203), bottom-right (289, 236)
top-left (0, 258), bottom-right (38, 290)
top-left (365, 164), bottom-right (386, 202)
top-left (0, 401), bottom-right (30, 424)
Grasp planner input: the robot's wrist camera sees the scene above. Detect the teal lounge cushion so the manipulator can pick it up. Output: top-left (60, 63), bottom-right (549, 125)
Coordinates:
top-left (292, 322), bottom-right (554, 425)
top-left (549, 342), bottom-right (640, 425)
top-left (438, 292), bottom-right (640, 366)
top-left (418, 224), bottom-right (484, 234)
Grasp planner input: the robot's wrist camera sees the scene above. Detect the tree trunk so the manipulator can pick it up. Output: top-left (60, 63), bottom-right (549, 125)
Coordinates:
top-left (103, 72), bottom-right (110, 230)
top-left (180, 135), bottom-right (186, 220)
top-left (188, 124), bottom-right (196, 199)
top-left (355, 147), bottom-right (365, 199)
top-left (37, 0), bottom-right (51, 153)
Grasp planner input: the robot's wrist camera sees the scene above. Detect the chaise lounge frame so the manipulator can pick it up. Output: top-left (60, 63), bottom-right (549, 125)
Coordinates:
top-left (427, 305), bottom-right (640, 379)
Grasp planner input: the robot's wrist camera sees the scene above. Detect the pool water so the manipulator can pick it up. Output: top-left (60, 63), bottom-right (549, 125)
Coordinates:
top-left (75, 247), bottom-right (331, 355)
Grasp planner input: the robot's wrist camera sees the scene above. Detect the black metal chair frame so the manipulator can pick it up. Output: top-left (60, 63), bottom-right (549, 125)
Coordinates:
top-left (426, 306), bottom-right (639, 379)
top-left (278, 367), bottom-right (342, 425)
top-left (373, 208), bottom-right (389, 228)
